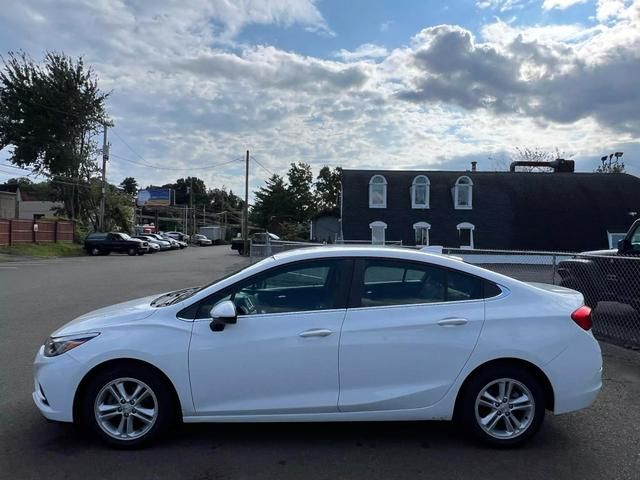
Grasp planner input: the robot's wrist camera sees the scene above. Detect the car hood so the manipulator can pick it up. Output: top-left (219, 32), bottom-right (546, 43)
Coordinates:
top-left (52, 294), bottom-right (159, 337)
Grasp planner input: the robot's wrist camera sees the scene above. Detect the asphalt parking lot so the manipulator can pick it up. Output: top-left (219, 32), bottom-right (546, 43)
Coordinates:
top-left (1, 245), bottom-right (639, 480)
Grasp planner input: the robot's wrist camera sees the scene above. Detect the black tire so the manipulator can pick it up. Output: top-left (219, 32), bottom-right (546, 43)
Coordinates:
top-left (127, 247), bottom-right (137, 256)
top-left (77, 363), bottom-right (177, 449)
top-left (458, 365), bottom-right (545, 448)
top-left (89, 246), bottom-right (101, 256)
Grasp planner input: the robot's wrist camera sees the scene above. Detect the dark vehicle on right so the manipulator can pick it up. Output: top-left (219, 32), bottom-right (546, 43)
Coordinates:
top-left (84, 232), bottom-right (148, 256)
top-left (558, 219), bottom-right (640, 309)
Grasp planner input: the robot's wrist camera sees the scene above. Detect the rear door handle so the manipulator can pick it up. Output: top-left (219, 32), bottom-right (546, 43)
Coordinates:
top-left (299, 328), bottom-right (333, 338)
top-left (437, 318), bottom-right (468, 327)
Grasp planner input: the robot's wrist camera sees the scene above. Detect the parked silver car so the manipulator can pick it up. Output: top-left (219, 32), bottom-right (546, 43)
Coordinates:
top-left (192, 234), bottom-right (213, 246)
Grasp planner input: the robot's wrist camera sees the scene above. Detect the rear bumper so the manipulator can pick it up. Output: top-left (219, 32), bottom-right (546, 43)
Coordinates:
top-left (543, 333), bottom-right (602, 414)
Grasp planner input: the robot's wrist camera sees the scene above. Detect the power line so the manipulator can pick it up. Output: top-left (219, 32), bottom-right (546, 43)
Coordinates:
top-left (0, 167), bottom-right (96, 189)
top-left (110, 152), bottom-right (244, 172)
top-left (250, 155), bottom-right (275, 177)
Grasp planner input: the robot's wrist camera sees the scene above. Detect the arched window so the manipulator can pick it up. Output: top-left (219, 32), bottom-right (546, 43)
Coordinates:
top-left (369, 221), bottom-right (387, 245)
top-left (413, 221), bottom-right (431, 246)
top-left (454, 176), bottom-right (473, 209)
top-left (369, 175), bottom-right (387, 208)
top-left (457, 222), bottom-right (475, 249)
top-left (411, 175), bottom-right (430, 208)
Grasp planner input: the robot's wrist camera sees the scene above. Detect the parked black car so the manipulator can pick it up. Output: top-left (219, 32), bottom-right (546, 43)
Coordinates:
top-left (558, 219), bottom-right (640, 308)
top-left (84, 232), bottom-right (148, 256)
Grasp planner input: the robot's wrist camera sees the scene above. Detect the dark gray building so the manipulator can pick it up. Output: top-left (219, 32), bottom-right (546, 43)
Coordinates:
top-left (341, 168), bottom-right (640, 252)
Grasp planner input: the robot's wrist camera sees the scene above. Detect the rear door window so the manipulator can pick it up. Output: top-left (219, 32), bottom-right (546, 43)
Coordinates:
top-left (355, 259), bottom-right (487, 308)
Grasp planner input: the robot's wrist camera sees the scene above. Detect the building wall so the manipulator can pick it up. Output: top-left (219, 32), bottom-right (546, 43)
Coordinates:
top-left (18, 200), bottom-right (62, 220)
top-left (0, 192), bottom-right (16, 219)
top-left (341, 170), bottom-right (640, 252)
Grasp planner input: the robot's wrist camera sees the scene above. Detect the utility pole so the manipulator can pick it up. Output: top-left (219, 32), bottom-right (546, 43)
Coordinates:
top-left (189, 177), bottom-right (194, 237)
top-left (99, 123), bottom-right (109, 231)
top-left (243, 150), bottom-right (249, 254)
top-left (202, 205), bottom-right (205, 227)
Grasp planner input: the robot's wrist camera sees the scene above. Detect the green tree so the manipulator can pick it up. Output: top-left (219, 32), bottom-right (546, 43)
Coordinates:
top-left (315, 166), bottom-right (342, 211)
top-left (250, 174), bottom-right (295, 228)
top-left (286, 162), bottom-right (315, 223)
top-left (0, 51), bottom-right (110, 220)
top-left (163, 177), bottom-right (208, 206)
top-left (208, 187), bottom-right (244, 213)
top-left (119, 176), bottom-right (138, 196)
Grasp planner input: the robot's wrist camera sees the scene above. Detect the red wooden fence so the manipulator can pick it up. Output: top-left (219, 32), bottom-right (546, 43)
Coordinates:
top-left (0, 219), bottom-right (73, 246)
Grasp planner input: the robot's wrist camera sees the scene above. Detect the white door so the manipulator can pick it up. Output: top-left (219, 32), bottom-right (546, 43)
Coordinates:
top-left (189, 259), bottom-right (351, 415)
top-left (338, 259), bottom-right (485, 412)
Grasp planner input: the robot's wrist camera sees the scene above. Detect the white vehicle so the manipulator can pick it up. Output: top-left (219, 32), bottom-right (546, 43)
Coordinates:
top-left (33, 247), bottom-right (602, 448)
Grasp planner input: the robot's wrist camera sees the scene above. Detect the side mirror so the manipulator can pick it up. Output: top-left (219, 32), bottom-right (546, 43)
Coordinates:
top-left (618, 238), bottom-right (631, 253)
top-left (209, 300), bottom-right (237, 332)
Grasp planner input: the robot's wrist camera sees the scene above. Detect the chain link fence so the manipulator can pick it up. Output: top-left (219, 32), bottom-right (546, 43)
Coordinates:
top-left (249, 241), bottom-right (640, 349)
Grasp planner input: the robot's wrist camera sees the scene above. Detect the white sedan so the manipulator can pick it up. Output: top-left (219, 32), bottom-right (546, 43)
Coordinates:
top-left (33, 247), bottom-right (602, 448)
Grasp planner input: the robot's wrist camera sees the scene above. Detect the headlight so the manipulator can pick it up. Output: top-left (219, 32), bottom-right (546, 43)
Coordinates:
top-left (43, 333), bottom-right (100, 357)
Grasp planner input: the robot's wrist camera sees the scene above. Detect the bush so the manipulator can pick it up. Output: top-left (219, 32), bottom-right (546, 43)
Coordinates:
top-left (73, 222), bottom-right (90, 244)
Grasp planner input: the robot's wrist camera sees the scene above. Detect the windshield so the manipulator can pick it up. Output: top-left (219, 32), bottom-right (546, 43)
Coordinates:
top-left (120, 233), bottom-right (132, 240)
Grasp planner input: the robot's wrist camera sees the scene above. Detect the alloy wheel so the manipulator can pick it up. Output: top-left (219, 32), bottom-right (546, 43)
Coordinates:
top-left (474, 378), bottom-right (535, 439)
top-left (94, 377), bottom-right (158, 441)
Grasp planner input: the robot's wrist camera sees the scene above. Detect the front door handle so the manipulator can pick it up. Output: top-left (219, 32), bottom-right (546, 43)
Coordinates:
top-left (299, 328), bottom-right (333, 338)
top-left (437, 318), bottom-right (468, 327)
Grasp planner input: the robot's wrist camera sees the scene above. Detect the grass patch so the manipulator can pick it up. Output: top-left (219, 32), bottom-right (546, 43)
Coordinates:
top-left (0, 242), bottom-right (84, 258)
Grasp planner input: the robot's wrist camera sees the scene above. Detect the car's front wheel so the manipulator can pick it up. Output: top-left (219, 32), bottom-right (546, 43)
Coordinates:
top-left (78, 364), bottom-right (177, 448)
top-left (127, 247), bottom-right (137, 256)
top-left (459, 366), bottom-right (545, 447)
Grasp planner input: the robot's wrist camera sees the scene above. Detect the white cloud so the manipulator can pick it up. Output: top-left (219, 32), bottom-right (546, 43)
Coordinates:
top-left (380, 21), bottom-right (394, 32)
top-left (596, 0), bottom-right (633, 22)
top-left (476, 0), bottom-right (533, 12)
top-left (2, 0), bottom-right (640, 194)
top-left (334, 44), bottom-right (389, 61)
top-left (542, 0), bottom-right (588, 10)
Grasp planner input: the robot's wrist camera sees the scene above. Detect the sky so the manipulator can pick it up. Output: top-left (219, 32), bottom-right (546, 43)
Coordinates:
top-left (0, 0), bottom-right (639, 197)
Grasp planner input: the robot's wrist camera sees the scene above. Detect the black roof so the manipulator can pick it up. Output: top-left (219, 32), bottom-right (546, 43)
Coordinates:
top-left (341, 169), bottom-right (640, 251)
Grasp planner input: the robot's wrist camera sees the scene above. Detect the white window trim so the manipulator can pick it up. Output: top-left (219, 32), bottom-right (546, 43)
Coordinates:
top-left (411, 175), bottom-right (430, 209)
top-left (454, 176), bottom-right (473, 210)
top-left (413, 221), bottom-right (431, 246)
top-left (607, 231), bottom-right (626, 249)
top-left (456, 222), bottom-right (475, 249)
top-left (369, 175), bottom-right (387, 209)
top-left (369, 220), bottom-right (387, 245)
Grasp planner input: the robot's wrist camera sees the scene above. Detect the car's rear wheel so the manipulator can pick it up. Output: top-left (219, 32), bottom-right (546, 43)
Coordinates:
top-left (89, 247), bottom-right (101, 256)
top-left (78, 364), bottom-right (176, 448)
top-left (127, 247), bottom-right (137, 256)
top-left (459, 366), bottom-right (545, 447)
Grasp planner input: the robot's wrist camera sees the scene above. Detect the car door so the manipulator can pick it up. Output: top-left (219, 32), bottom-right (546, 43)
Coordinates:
top-left (188, 258), bottom-right (353, 416)
top-left (338, 258), bottom-right (485, 412)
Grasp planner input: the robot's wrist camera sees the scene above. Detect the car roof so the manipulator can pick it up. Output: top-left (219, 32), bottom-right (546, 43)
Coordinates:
top-left (269, 246), bottom-right (517, 285)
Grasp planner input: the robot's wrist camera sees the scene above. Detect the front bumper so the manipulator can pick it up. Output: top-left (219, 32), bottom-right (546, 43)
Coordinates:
top-left (32, 346), bottom-right (84, 422)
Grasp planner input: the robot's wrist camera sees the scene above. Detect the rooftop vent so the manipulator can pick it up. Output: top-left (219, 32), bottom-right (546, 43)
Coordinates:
top-left (509, 158), bottom-right (575, 173)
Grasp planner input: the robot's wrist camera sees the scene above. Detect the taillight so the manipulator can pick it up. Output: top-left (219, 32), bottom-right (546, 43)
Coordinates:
top-left (571, 306), bottom-right (592, 331)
